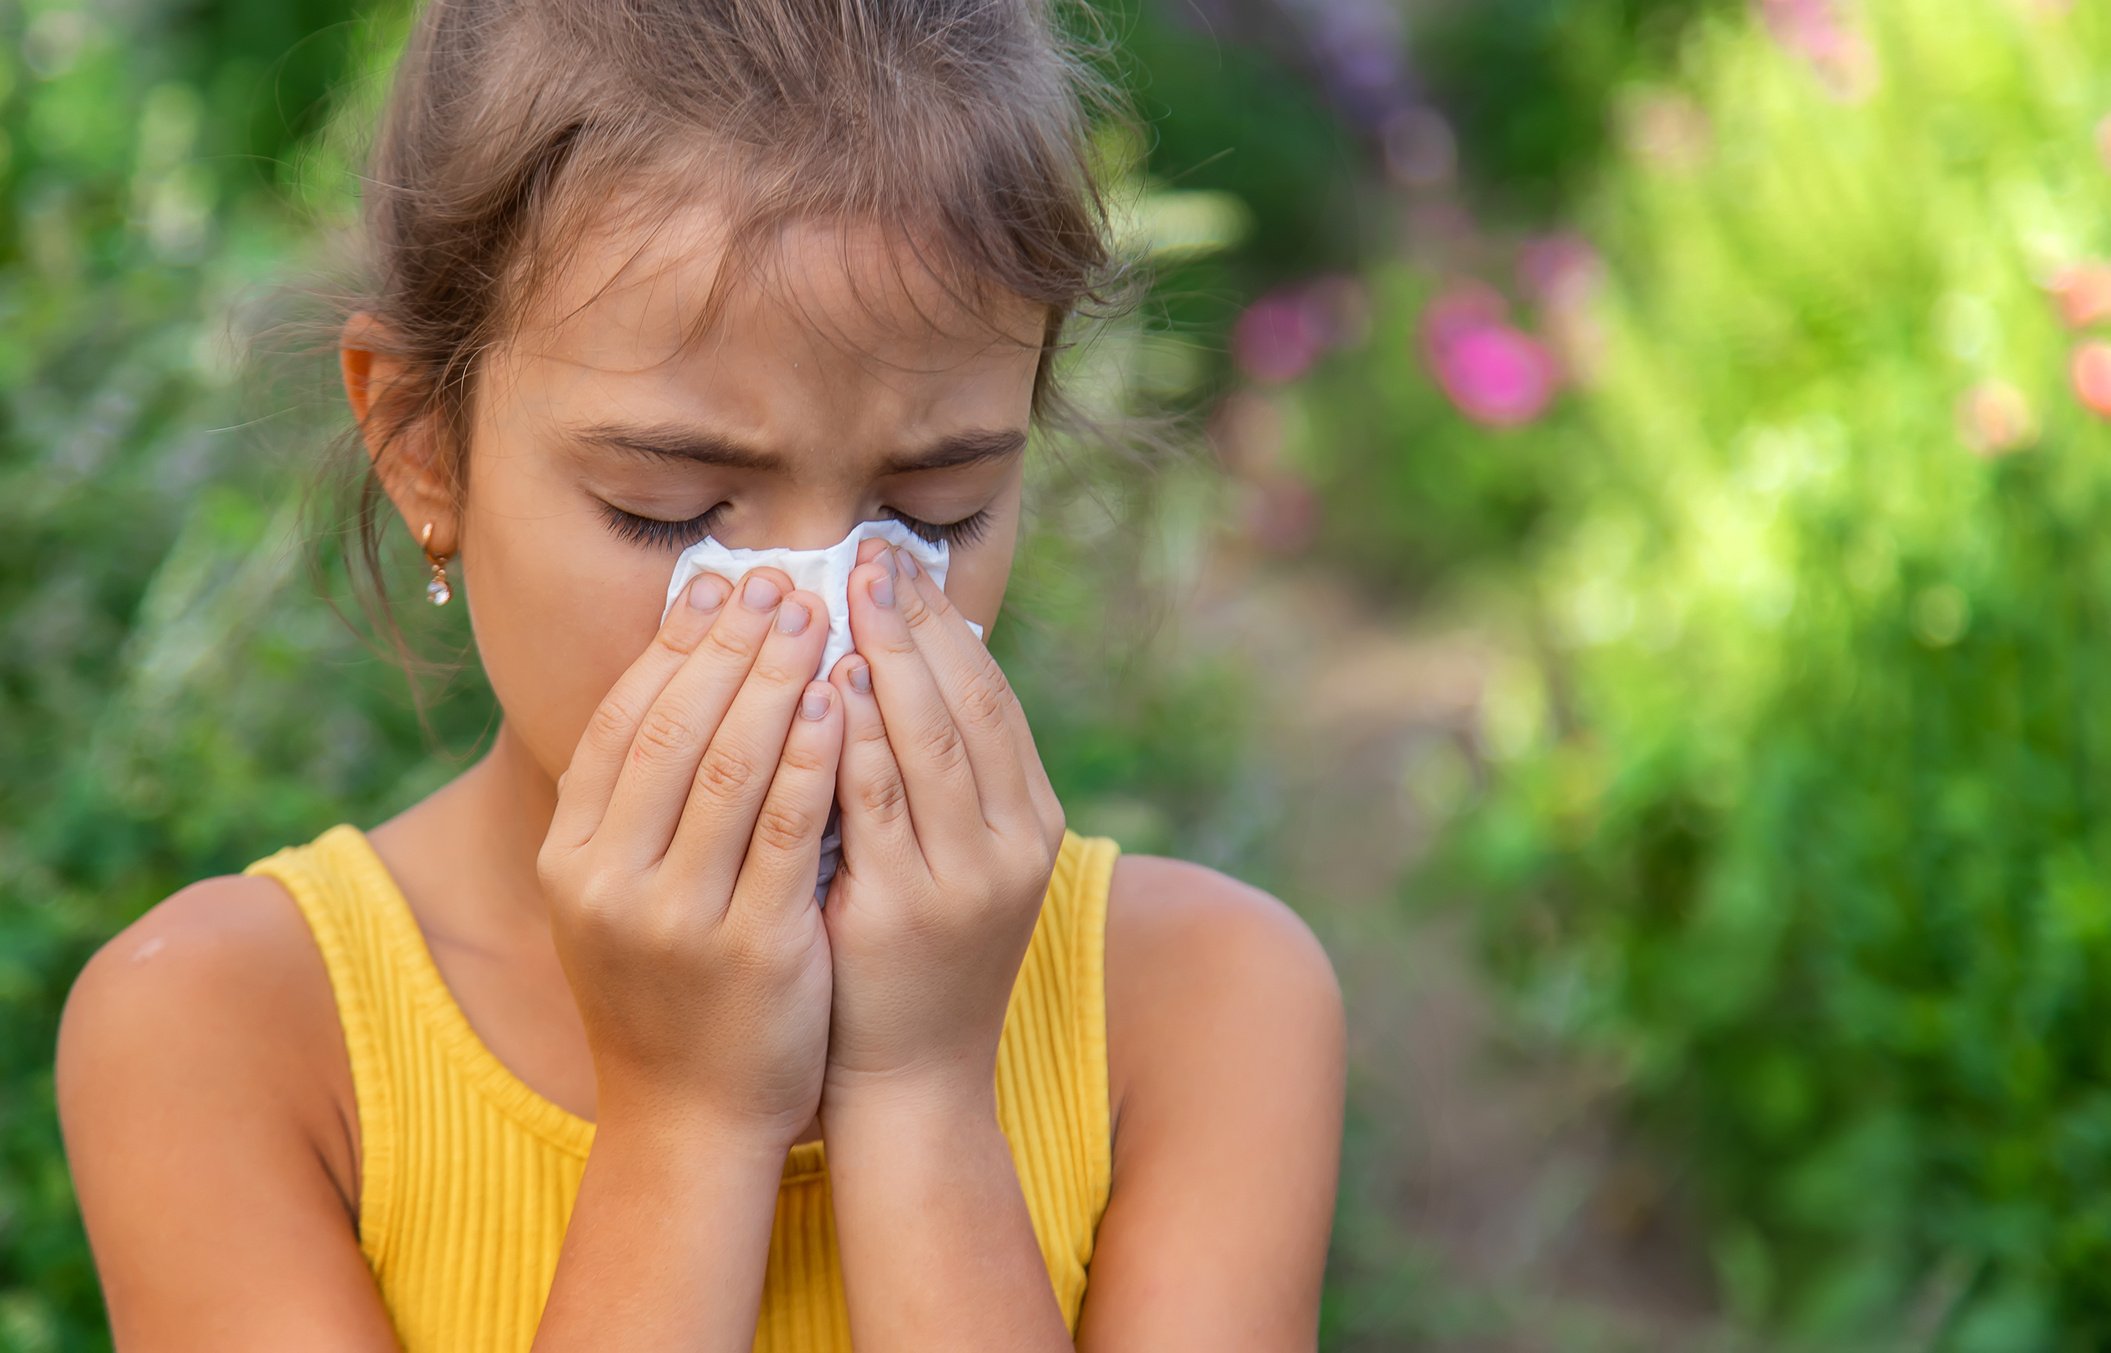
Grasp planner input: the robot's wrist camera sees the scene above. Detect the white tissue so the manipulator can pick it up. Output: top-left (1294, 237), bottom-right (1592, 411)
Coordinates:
top-left (659, 518), bottom-right (985, 908)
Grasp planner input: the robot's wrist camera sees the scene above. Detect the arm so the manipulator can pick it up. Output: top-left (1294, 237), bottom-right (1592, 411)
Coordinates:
top-left (822, 1079), bottom-right (1073, 1353)
top-left (56, 877), bottom-right (795, 1353)
top-left (525, 1103), bottom-right (790, 1351)
top-left (819, 856), bottom-right (1348, 1353)
top-left (56, 877), bottom-right (403, 1352)
top-left (1073, 856), bottom-right (1347, 1352)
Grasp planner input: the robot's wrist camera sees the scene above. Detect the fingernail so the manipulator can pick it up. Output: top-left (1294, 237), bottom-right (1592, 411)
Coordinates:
top-left (776, 598), bottom-right (810, 634)
top-left (880, 547), bottom-right (899, 578)
top-left (687, 575), bottom-right (728, 612)
top-left (898, 549), bottom-right (920, 579)
top-left (849, 660), bottom-right (872, 694)
top-left (800, 684), bottom-right (831, 720)
top-left (742, 574), bottom-right (782, 611)
top-left (871, 571), bottom-right (895, 608)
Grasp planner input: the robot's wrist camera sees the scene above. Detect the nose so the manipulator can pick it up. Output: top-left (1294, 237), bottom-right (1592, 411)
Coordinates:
top-left (710, 511), bottom-right (868, 555)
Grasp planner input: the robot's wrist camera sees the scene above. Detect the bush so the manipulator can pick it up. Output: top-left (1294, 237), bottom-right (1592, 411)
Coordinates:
top-left (1443, 1), bottom-right (2111, 1346)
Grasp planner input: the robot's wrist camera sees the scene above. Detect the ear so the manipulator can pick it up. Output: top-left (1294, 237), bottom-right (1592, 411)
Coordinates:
top-left (341, 311), bottom-right (459, 557)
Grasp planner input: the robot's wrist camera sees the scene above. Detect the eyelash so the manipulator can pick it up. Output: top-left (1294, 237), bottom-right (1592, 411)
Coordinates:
top-left (597, 502), bottom-right (994, 552)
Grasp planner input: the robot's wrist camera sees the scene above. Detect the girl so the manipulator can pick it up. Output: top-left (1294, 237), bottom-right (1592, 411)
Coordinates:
top-left (54, 0), bottom-right (1346, 1349)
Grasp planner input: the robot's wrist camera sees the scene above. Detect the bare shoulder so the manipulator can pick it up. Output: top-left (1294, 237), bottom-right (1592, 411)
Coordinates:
top-left (1082, 851), bottom-right (1346, 1350)
top-left (57, 871), bottom-right (358, 1218)
top-left (1102, 851), bottom-right (1339, 979)
top-left (1102, 852), bottom-right (1345, 1132)
top-left (56, 873), bottom-right (394, 1347)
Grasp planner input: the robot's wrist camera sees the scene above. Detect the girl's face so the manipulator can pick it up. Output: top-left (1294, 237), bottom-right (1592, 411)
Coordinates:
top-left (358, 195), bottom-right (1046, 788)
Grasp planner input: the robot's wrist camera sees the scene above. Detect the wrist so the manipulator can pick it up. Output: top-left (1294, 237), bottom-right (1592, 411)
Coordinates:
top-left (819, 1065), bottom-right (998, 1136)
top-left (819, 1075), bottom-right (1015, 1223)
top-left (594, 1085), bottom-right (814, 1164)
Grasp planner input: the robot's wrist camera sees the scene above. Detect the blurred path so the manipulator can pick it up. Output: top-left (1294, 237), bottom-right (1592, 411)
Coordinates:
top-left (1184, 550), bottom-right (1733, 1352)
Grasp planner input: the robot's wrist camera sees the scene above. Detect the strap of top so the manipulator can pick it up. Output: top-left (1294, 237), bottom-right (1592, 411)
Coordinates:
top-left (241, 826), bottom-right (403, 1265)
top-left (1043, 827), bottom-right (1118, 1229)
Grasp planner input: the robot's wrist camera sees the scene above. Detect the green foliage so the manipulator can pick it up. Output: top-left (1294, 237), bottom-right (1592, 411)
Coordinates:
top-left (1443, 1), bottom-right (2111, 1344)
top-left (1, 4), bottom-right (419, 1345)
top-left (1417, 0), bottom-right (1731, 217)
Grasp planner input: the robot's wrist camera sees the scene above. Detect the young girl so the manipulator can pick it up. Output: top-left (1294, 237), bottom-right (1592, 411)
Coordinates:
top-left (54, 0), bottom-right (1346, 1348)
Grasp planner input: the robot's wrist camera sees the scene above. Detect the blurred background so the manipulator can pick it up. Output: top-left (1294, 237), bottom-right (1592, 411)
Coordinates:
top-left (9, 0), bottom-right (2111, 1348)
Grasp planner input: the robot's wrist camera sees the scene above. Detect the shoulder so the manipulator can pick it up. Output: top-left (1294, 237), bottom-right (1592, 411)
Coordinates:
top-left (57, 871), bottom-right (358, 1217)
top-left (60, 872), bottom-right (341, 1083)
top-left (56, 873), bottom-right (398, 1345)
top-left (1077, 852), bottom-right (1345, 1349)
top-left (1103, 850), bottom-right (1336, 966)
top-left (1101, 851), bottom-right (1345, 1146)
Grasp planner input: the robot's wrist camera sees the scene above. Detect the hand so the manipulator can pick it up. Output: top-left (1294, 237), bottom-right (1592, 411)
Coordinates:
top-left (817, 538), bottom-right (1068, 1109)
top-left (537, 567), bottom-right (843, 1150)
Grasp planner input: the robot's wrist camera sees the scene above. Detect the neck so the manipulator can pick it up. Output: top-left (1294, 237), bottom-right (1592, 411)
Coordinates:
top-left (390, 718), bottom-right (562, 935)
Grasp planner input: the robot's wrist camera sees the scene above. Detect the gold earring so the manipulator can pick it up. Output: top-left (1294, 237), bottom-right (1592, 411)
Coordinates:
top-left (420, 521), bottom-right (453, 606)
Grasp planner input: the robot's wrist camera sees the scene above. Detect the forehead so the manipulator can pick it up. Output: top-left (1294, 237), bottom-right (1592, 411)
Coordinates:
top-left (506, 186), bottom-right (1045, 403)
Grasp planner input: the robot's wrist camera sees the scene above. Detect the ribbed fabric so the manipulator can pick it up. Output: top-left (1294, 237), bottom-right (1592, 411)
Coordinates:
top-left (241, 822), bottom-right (1119, 1351)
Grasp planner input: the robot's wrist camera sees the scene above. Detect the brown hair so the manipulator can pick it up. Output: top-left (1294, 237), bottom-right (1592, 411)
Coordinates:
top-left (246, 0), bottom-right (1195, 742)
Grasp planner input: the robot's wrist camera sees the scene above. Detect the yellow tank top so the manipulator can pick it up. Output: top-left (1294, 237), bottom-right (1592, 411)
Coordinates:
top-left (241, 821), bottom-right (1118, 1351)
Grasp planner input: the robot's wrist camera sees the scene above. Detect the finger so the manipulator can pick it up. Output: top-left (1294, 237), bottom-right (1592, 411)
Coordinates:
top-left (728, 679), bottom-right (844, 924)
top-left (844, 551), bottom-right (984, 861)
top-left (547, 571), bottom-right (735, 855)
top-left (595, 568), bottom-right (801, 869)
top-left (661, 582), bottom-right (834, 884)
top-left (855, 539), bottom-right (1062, 855)
top-left (973, 628), bottom-right (1066, 856)
top-left (826, 650), bottom-right (927, 889)
top-left (888, 544), bottom-right (1041, 841)
top-left (1003, 692), bottom-right (1067, 859)
top-left (879, 537), bottom-right (1063, 851)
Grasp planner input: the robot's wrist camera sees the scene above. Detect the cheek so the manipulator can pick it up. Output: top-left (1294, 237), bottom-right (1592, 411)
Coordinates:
top-left (941, 518), bottom-right (1020, 635)
top-left (458, 468), bottom-right (674, 780)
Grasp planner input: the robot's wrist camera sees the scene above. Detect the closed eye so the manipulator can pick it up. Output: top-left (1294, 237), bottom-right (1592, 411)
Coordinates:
top-left (881, 507), bottom-right (993, 549)
top-left (598, 502), bottom-right (728, 551)
top-left (596, 502), bottom-right (993, 551)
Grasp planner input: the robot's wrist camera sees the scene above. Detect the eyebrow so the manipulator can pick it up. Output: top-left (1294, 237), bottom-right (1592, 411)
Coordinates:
top-left (565, 421), bottom-right (1028, 475)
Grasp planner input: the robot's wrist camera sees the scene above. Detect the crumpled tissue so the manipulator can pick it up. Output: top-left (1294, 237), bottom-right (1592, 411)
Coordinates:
top-left (660, 518), bottom-right (985, 907)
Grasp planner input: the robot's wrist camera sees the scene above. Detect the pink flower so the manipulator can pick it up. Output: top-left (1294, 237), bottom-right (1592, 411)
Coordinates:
top-left (1517, 232), bottom-right (1604, 310)
top-left (1232, 288), bottom-right (1329, 385)
top-left (2048, 263), bottom-right (2111, 329)
top-left (1418, 281), bottom-right (1508, 366)
top-left (1956, 381), bottom-right (2036, 457)
top-left (2072, 342), bottom-right (2111, 418)
top-left (1755, 0), bottom-right (1877, 100)
top-left (1759, 0), bottom-right (1846, 57)
top-left (1420, 284), bottom-right (1559, 427)
top-left (1436, 327), bottom-right (1559, 427)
